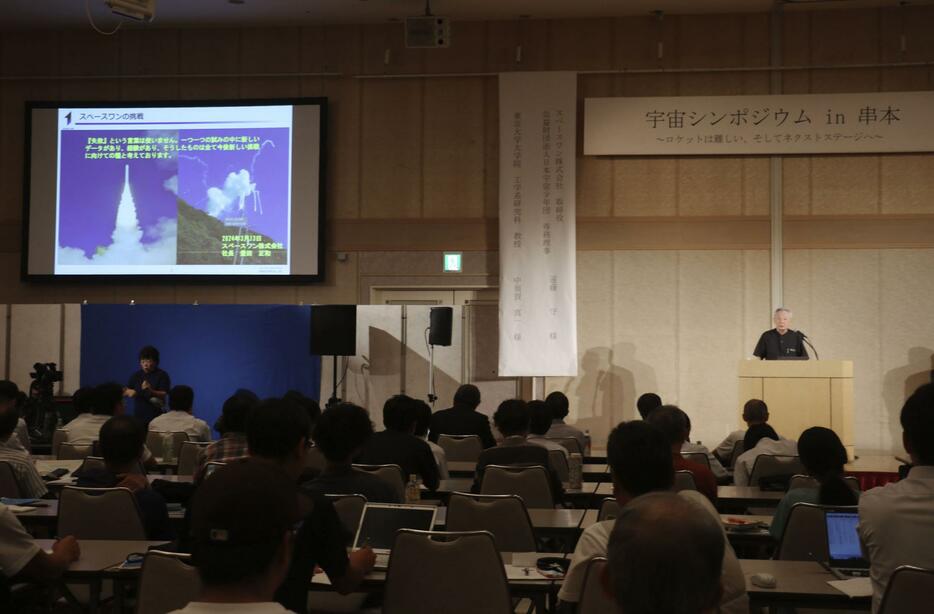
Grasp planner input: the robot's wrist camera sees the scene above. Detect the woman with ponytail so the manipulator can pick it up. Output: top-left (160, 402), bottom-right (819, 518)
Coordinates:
top-left (770, 426), bottom-right (858, 540)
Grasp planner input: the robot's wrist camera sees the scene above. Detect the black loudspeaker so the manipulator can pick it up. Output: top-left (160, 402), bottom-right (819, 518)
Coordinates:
top-left (429, 306), bottom-right (453, 347)
top-left (310, 305), bottom-right (357, 356)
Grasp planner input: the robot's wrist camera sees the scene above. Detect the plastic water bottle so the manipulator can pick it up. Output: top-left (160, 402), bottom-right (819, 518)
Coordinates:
top-left (584, 430), bottom-right (592, 456)
top-left (405, 474), bottom-right (421, 503)
top-left (568, 453), bottom-right (583, 490)
top-left (161, 432), bottom-right (175, 463)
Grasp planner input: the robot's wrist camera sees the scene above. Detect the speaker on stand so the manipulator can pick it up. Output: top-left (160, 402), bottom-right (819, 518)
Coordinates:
top-left (310, 305), bottom-right (357, 408)
top-left (426, 306), bottom-right (453, 405)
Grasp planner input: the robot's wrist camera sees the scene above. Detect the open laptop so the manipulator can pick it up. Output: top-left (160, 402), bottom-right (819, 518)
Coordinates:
top-left (825, 511), bottom-right (870, 577)
top-left (352, 503), bottom-right (438, 569)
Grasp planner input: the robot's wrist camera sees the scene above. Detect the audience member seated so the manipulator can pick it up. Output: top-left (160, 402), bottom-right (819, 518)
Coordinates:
top-left (648, 405), bottom-right (718, 503)
top-left (171, 461), bottom-right (301, 614)
top-left (0, 503), bottom-right (80, 598)
top-left (195, 392), bottom-right (254, 482)
top-left (770, 426), bottom-right (857, 540)
top-left (714, 398), bottom-right (769, 465)
top-left (355, 395), bottom-right (440, 491)
top-left (428, 384), bottom-right (496, 449)
top-left (472, 399), bottom-right (564, 503)
top-left (557, 420), bottom-right (746, 613)
top-left (65, 382), bottom-right (157, 469)
top-left (413, 400), bottom-right (448, 479)
top-left (733, 423), bottom-right (797, 487)
top-left (607, 491), bottom-right (725, 614)
top-left (75, 415), bottom-right (173, 540)
top-left (859, 383), bottom-right (934, 612)
top-left (543, 391), bottom-right (587, 452)
top-left (244, 398), bottom-right (375, 614)
top-left (148, 385), bottom-right (212, 442)
top-left (635, 392), bottom-right (662, 420)
top-left (0, 381), bottom-right (30, 452)
top-left (302, 402), bottom-right (402, 504)
top-left (526, 400), bottom-right (569, 458)
top-left (681, 412), bottom-right (729, 482)
top-left (0, 400), bottom-right (47, 499)
top-left (284, 390), bottom-right (321, 432)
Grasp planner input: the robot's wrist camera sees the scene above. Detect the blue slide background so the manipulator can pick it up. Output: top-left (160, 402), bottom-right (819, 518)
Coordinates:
top-left (80, 305), bottom-right (320, 435)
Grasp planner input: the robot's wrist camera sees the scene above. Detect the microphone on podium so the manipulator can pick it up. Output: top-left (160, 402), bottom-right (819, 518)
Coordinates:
top-left (797, 330), bottom-right (819, 360)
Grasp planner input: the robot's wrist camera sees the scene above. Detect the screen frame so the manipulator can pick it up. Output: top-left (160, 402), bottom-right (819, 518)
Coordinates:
top-left (22, 97), bottom-right (328, 285)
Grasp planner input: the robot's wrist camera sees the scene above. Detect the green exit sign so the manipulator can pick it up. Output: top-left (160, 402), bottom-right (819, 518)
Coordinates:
top-left (443, 252), bottom-right (462, 272)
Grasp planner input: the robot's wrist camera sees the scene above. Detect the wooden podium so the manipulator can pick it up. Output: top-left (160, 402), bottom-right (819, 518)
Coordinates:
top-left (738, 360), bottom-right (854, 457)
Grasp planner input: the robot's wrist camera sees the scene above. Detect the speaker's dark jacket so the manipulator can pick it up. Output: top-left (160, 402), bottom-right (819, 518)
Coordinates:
top-left (428, 406), bottom-right (497, 449)
top-left (355, 429), bottom-right (440, 491)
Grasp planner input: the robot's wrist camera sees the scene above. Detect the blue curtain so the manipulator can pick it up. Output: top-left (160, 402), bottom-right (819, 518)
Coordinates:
top-left (80, 304), bottom-right (320, 435)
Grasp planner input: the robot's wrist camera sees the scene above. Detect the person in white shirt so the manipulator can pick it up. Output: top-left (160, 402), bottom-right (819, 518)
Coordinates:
top-left (170, 461), bottom-right (301, 614)
top-left (557, 420), bottom-right (747, 614)
top-left (413, 399), bottom-right (449, 479)
top-left (543, 391), bottom-right (587, 452)
top-left (0, 503), bottom-right (80, 586)
top-left (149, 385), bottom-right (212, 442)
top-left (714, 398), bottom-right (770, 466)
top-left (607, 492), bottom-right (725, 614)
top-left (732, 423), bottom-right (797, 487)
top-left (0, 404), bottom-right (47, 498)
top-left (62, 383), bottom-right (157, 469)
top-left (680, 412), bottom-right (728, 482)
top-left (858, 382), bottom-right (934, 613)
top-left (526, 400), bottom-right (569, 458)
top-left (0, 381), bottom-right (30, 453)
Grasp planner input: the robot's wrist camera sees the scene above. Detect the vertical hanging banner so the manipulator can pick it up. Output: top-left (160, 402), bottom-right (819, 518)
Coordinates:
top-left (498, 72), bottom-right (578, 377)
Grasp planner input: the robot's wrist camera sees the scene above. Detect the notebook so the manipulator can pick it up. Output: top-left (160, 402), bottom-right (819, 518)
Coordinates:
top-left (352, 503), bottom-right (438, 569)
top-left (825, 511), bottom-right (869, 577)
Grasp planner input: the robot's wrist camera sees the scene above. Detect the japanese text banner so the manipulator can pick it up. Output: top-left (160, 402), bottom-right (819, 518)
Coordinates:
top-left (584, 91), bottom-right (934, 156)
top-left (499, 72), bottom-right (578, 377)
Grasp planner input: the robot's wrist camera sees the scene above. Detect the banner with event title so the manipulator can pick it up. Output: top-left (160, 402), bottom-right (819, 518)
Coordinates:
top-left (498, 72), bottom-right (578, 377)
top-left (584, 91), bottom-right (934, 156)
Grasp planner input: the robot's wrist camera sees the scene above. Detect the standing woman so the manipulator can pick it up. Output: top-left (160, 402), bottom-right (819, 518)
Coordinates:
top-left (124, 345), bottom-right (171, 427)
top-left (770, 426), bottom-right (857, 540)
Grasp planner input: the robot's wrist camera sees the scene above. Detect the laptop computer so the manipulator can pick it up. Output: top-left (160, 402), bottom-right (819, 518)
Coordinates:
top-left (352, 503), bottom-right (439, 569)
top-left (825, 511), bottom-right (870, 577)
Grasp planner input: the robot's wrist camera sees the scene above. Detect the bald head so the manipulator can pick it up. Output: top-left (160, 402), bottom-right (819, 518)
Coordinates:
top-left (607, 492), bottom-right (724, 614)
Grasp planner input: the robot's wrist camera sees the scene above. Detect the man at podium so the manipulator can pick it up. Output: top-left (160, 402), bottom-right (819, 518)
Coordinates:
top-left (753, 308), bottom-right (809, 360)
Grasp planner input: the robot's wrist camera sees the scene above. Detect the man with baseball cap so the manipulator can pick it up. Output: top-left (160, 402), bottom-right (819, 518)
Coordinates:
top-left (171, 460), bottom-right (301, 613)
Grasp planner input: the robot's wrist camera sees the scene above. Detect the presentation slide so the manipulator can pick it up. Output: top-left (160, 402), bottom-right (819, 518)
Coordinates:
top-left (25, 100), bottom-right (325, 281)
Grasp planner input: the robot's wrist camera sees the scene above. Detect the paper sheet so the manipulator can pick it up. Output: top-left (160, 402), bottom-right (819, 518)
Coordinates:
top-left (828, 577), bottom-right (873, 598)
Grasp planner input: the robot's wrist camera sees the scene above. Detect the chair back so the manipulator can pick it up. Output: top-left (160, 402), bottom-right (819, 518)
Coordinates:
top-left (776, 503), bottom-right (858, 561)
top-left (177, 441), bottom-right (210, 476)
top-left (729, 439), bottom-right (745, 469)
top-left (597, 497), bottom-right (619, 521)
top-left (325, 494), bottom-right (368, 540)
top-left (136, 551), bottom-right (201, 614)
top-left (446, 492), bottom-right (536, 552)
top-left (146, 431), bottom-right (189, 460)
top-left (879, 565), bottom-right (934, 614)
top-left (57, 441), bottom-right (94, 460)
top-left (78, 456), bottom-right (107, 474)
top-left (58, 486), bottom-right (146, 539)
top-left (578, 557), bottom-right (613, 614)
top-left (437, 435), bottom-right (483, 462)
top-left (0, 462), bottom-right (22, 498)
top-left (352, 464), bottom-right (406, 501)
top-left (305, 444), bottom-right (327, 472)
top-left (547, 437), bottom-right (583, 455)
top-left (202, 461), bottom-right (227, 479)
top-left (383, 530), bottom-right (512, 614)
top-left (788, 474), bottom-right (861, 494)
top-left (547, 448), bottom-right (569, 482)
top-left (681, 452), bottom-right (711, 470)
top-left (673, 470), bottom-right (698, 492)
top-left (750, 454), bottom-right (806, 490)
top-left (480, 464), bottom-right (554, 508)
top-left (51, 429), bottom-right (68, 457)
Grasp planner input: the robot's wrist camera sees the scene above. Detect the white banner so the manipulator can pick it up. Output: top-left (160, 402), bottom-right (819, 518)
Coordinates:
top-left (498, 72), bottom-right (578, 377)
top-left (585, 91), bottom-right (934, 156)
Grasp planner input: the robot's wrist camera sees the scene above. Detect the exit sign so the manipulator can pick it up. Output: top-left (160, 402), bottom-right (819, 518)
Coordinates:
top-left (443, 252), bottom-right (462, 272)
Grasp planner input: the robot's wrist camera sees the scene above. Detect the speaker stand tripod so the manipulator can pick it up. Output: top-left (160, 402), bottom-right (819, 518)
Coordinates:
top-left (427, 343), bottom-right (437, 406)
top-left (326, 355), bottom-right (341, 408)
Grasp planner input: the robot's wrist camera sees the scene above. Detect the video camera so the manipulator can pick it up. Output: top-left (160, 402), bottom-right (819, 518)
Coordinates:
top-left (30, 362), bottom-right (63, 389)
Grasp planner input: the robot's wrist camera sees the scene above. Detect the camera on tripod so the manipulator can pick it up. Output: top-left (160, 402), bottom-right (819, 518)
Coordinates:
top-left (27, 362), bottom-right (63, 442)
top-left (30, 362), bottom-right (63, 391)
